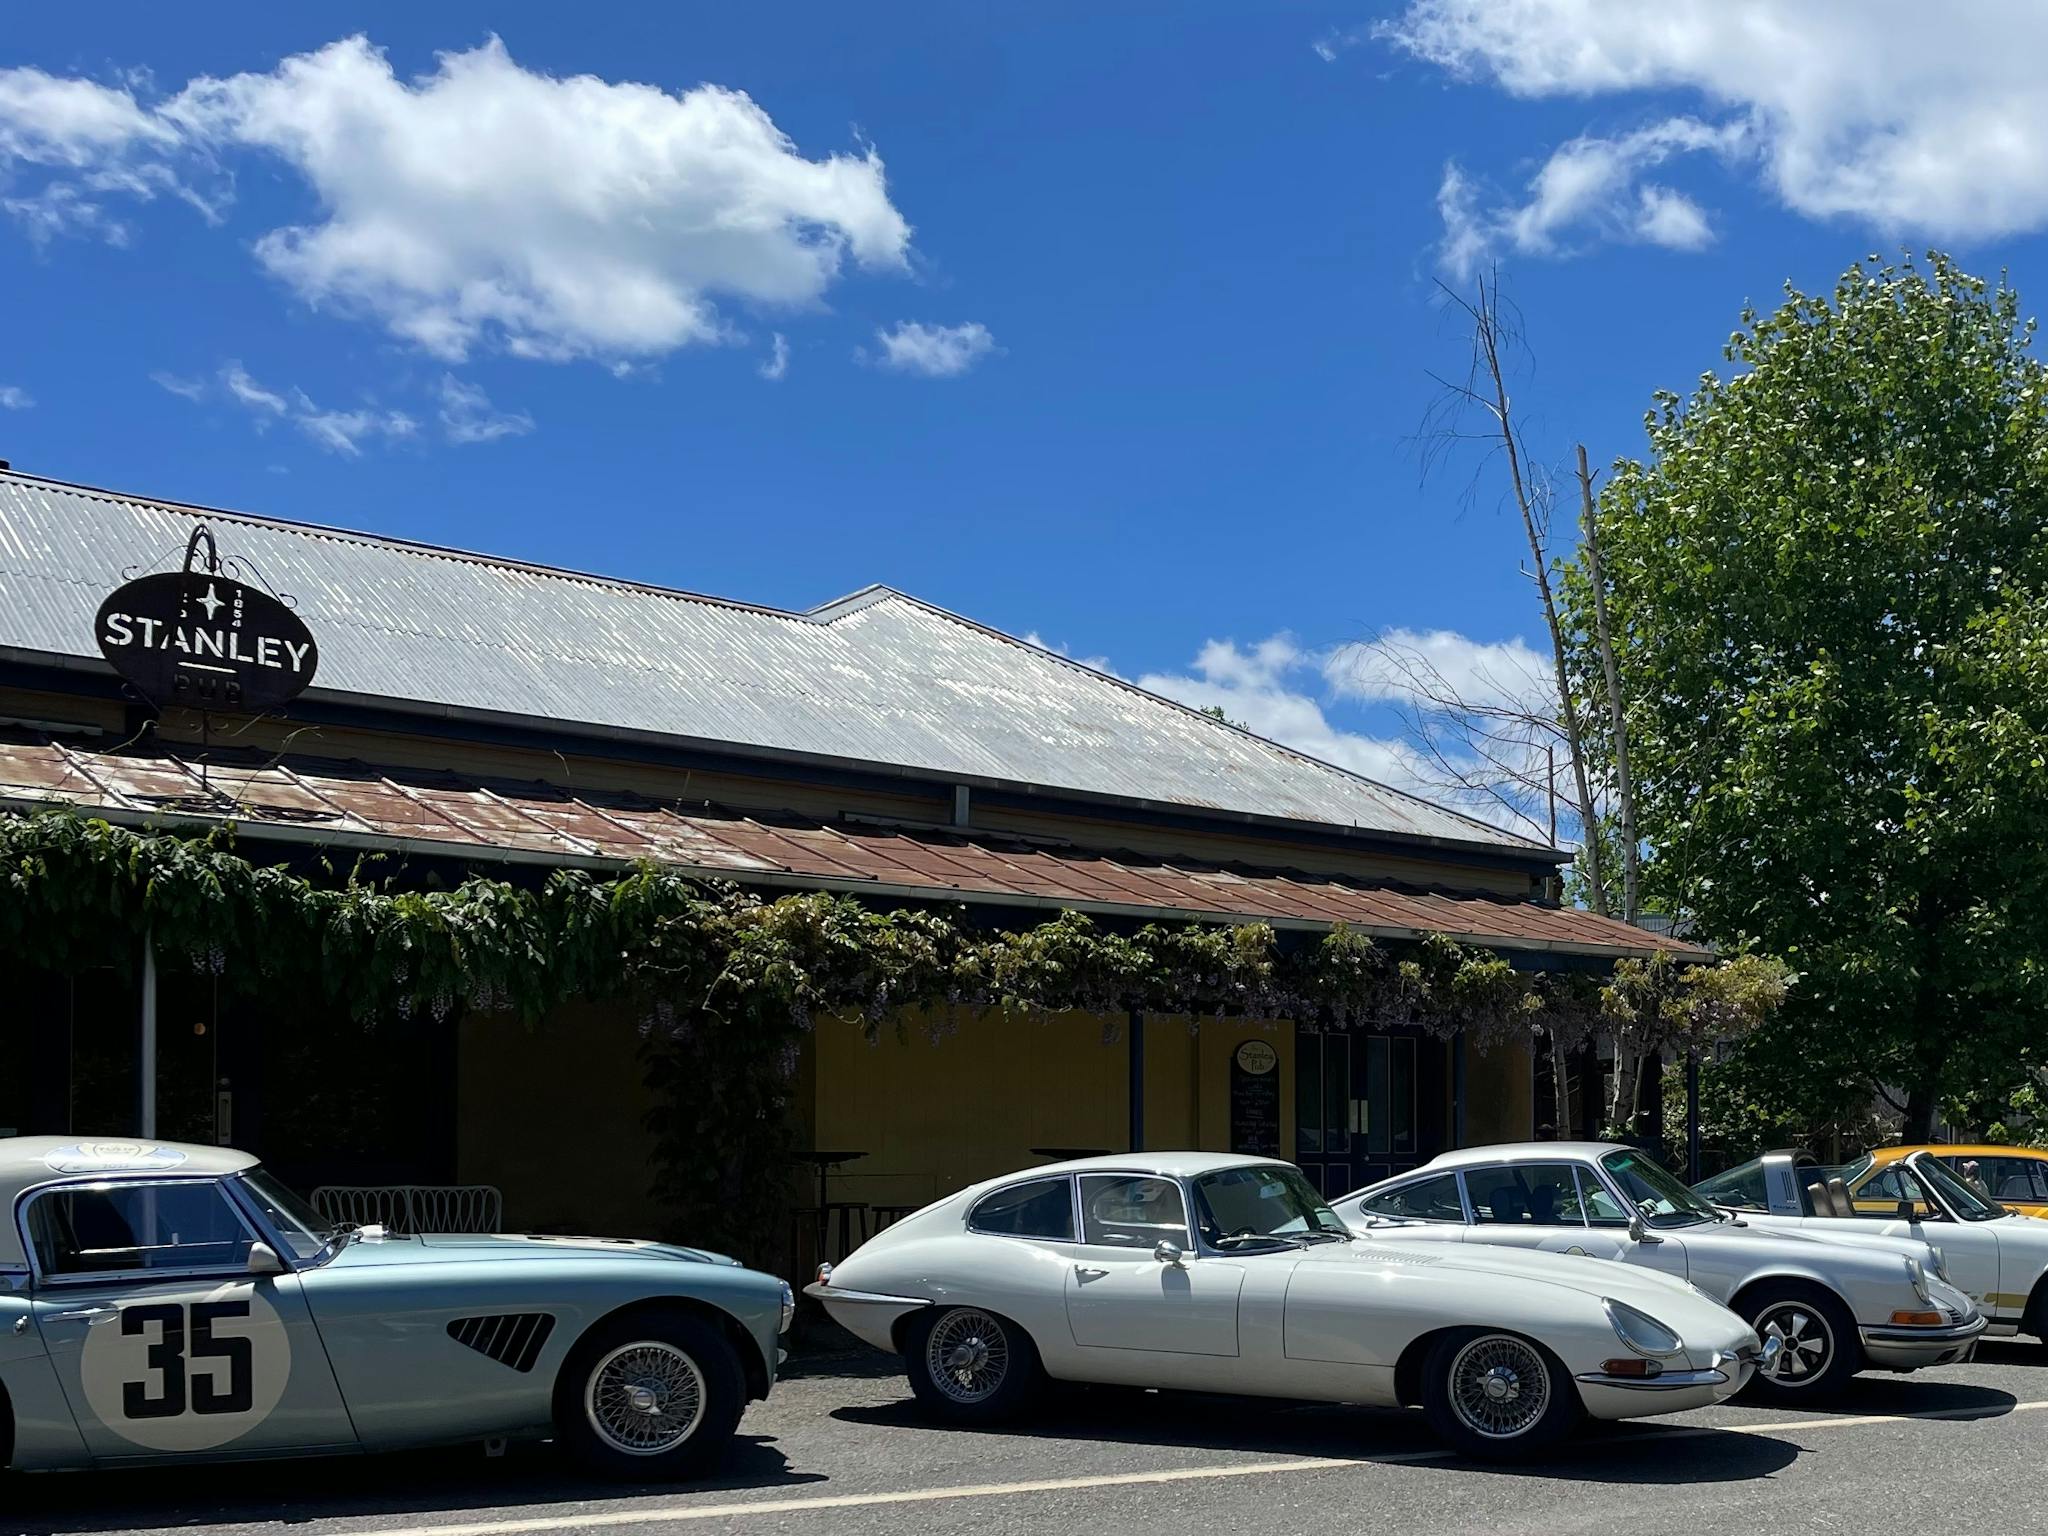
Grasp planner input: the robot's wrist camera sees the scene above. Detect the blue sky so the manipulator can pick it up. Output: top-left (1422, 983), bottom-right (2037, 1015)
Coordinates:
top-left (6, 3), bottom-right (2047, 836)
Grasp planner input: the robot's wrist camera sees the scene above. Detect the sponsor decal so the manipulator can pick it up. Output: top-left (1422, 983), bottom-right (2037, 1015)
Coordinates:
top-left (42, 1142), bottom-right (188, 1175)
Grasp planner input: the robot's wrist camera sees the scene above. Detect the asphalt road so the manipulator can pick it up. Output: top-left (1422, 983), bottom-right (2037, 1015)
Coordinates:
top-left (8, 1339), bottom-right (2047, 1536)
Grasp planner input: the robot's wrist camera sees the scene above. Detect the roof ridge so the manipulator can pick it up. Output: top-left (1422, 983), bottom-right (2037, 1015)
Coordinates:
top-left (836, 588), bottom-right (1551, 852)
top-left (0, 466), bottom-right (833, 627)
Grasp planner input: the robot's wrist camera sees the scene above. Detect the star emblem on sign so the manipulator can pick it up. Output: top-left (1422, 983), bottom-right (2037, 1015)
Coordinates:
top-left (195, 583), bottom-right (225, 620)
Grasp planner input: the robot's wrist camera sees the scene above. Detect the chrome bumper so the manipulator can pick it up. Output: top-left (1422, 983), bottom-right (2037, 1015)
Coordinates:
top-left (1575, 1334), bottom-right (1780, 1392)
top-left (802, 1282), bottom-right (932, 1308)
top-left (1859, 1314), bottom-right (1987, 1346)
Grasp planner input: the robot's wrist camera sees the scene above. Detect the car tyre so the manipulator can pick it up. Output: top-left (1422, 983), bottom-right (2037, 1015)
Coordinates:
top-left (1419, 1329), bottom-right (1578, 1461)
top-left (1739, 1284), bottom-right (1860, 1401)
top-left (903, 1305), bottom-right (1043, 1424)
top-left (553, 1309), bottom-right (745, 1480)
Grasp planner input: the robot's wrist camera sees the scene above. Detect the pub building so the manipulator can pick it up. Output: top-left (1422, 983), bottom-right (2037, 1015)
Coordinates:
top-left (0, 466), bottom-right (1699, 1264)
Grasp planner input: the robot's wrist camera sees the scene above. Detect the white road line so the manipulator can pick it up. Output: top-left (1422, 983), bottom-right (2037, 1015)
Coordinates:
top-left (335, 1399), bottom-right (2048, 1536)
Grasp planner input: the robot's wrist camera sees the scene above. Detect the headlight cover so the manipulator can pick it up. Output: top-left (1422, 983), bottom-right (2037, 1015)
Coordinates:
top-left (779, 1279), bottom-right (796, 1334)
top-left (1905, 1256), bottom-right (1931, 1304)
top-left (1605, 1298), bottom-right (1685, 1358)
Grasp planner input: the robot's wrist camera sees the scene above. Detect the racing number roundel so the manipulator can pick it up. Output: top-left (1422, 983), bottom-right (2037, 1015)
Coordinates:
top-left (78, 1282), bottom-right (291, 1452)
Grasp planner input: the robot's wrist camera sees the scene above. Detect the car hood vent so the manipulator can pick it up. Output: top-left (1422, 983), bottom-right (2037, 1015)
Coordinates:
top-left (447, 1312), bottom-right (556, 1372)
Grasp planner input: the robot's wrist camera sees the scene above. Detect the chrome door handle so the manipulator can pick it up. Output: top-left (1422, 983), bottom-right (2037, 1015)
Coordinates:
top-left (49, 1306), bottom-right (113, 1322)
top-left (1075, 1266), bottom-right (1108, 1279)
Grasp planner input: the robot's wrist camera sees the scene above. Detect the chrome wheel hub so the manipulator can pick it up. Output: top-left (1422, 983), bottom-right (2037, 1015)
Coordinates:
top-left (1449, 1335), bottom-right (1549, 1439)
top-left (584, 1341), bottom-right (706, 1455)
top-left (1756, 1304), bottom-right (1833, 1384)
top-left (925, 1308), bottom-right (1010, 1404)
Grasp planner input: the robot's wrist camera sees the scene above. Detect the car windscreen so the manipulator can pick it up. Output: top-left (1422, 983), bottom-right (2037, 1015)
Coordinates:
top-left (1192, 1165), bottom-right (1351, 1249)
top-left (1910, 1153), bottom-right (2010, 1222)
top-left (1691, 1157), bottom-right (1769, 1211)
top-left (237, 1167), bottom-right (334, 1260)
top-left (1602, 1149), bottom-right (1721, 1227)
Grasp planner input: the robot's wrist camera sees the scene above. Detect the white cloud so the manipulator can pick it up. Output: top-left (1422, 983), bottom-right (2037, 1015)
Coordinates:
top-left (873, 320), bottom-right (997, 378)
top-left (294, 400), bottom-right (417, 457)
top-left (220, 361), bottom-right (287, 417)
top-left (1434, 118), bottom-right (1738, 276)
top-left (0, 37), bottom-right (913, 364)
top-left (1324, 627), bottom-right (1554, 713)
top-left (149, 370), bottom-right (205, 401)
top-left (437, 374), bottom-right (533, 444)
top-left (1384, 1), bottom-right (2048, 242)
top-left (1020, 630), bottom-right (1121, 678)
top-left (0, 385), bottom-right (32, 409)
top-left (758, 332), bottom-right (790, 381)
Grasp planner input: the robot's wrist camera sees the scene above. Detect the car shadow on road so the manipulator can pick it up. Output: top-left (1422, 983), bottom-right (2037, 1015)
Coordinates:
top-left (1730, 1375), bottom-right (2019, 1419)
top-left (0, 1434), bottom-right (824, 1536)
top-left (831, 1388), bottom-right (1799, 1485)
top-left (1971, 1339), bottom-right (2045, 1368)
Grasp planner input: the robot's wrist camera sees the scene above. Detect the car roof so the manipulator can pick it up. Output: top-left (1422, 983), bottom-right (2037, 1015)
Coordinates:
top-left (1020, 1151), bottom-right (1294, 1180)
top-left (1872, 1144), bottom-right (2042, 1162)
top-left (0, 1137), bottom-right (259, 1270)
top-left (1410, 1141), bottom-right (1634, 1173)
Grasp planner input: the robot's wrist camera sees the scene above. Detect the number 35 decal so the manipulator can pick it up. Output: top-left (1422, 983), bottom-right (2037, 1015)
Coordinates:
top-left (121, 1301), bottom-right (255, 1418)
top-left (77, 1284), bottom-right (291, 1452)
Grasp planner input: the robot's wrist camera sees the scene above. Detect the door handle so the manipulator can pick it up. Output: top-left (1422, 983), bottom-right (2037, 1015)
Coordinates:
top-left (49, 1306), bottom-right (113, 1322)
top-left (1075, 1265), bottom-right (1108, 1279)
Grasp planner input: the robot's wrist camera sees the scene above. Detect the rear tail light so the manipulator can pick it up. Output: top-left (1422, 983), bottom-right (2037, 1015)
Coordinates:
top-left (815, 1262), bottom-right (834, 1287)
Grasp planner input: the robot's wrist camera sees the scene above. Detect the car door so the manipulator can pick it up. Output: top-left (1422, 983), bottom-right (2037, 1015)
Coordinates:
top-left (1836, 1162), bottom-right (2003, 1311)
top-left (1064, 1173), bottom-right (1242, 1361)
top-left (25, 1176), bottom-right (354, 1462)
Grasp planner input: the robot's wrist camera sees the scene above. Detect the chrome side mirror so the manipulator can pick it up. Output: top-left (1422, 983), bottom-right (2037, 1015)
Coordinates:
top-left (1627, 1214), bottom-right (1662, 1246)
top-left (1154, 1240), bottom-right (1185, 1266)
top-left (246, 1241), bottom-right (286, 1276)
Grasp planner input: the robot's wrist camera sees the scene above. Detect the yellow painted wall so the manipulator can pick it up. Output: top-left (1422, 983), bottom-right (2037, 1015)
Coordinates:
top-left (455, 1001), bottom-right (663, 1235)
top-left (1463, 1036), bottom-right (1535, 1146)
top-left (811, 1008), bottom-right (1298, 1212)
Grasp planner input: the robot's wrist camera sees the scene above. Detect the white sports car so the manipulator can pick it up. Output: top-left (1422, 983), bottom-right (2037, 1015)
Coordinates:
top-left (1695, 1148), bottom-right (2048, 1342)
top-left (807, 1152), bottom-right (1771, 1460)
top-left (1338, 1142), bottom-right (1983, 1402)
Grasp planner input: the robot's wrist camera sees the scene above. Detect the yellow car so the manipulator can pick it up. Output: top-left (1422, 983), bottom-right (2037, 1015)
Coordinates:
top-left (1854, 1145), bottom-right (2048, 1220)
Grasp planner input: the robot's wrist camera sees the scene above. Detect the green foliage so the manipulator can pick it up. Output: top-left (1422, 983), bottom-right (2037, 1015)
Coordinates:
top-left (1, 809), bottom-right (1777, 1262)
top-left (1575, 252), bottom-right (2048, 1138)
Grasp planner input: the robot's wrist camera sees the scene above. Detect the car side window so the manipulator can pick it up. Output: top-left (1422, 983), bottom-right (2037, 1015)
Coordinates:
top-left (26, 1180), bottom-right (254, 1278)
top-left (1855, 1164), bottom-right (1938, 1219)
top-left (1576, 1169), bottom-right (1631, 1227)
top-left (1957, 1157), bottom-right (2044, 1203)
top-left (1357, 1173), bottom-right (1465, 1222)
top-left (969, 1177), bottom-right (1076, 1241)
top-left (1468, 1164), bottom-right (1587, 1226)
top-left (1079, 1174), bottom-right (1191, 1249)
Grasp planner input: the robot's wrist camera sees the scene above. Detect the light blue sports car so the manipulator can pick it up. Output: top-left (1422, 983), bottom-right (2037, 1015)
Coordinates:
top-left (0, 1137), bottom-right (791, 1478)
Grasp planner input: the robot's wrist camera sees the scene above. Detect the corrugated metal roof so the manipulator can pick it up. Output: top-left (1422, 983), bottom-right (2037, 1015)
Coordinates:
top-left (0, 469), bottom-right (1549, 854)
top-left (0, 734), bottom-right (1699, 960)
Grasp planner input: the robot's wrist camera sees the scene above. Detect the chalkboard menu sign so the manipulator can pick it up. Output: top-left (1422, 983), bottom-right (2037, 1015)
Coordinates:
top-left (1229, 1038), bottom-right (1281, 1156)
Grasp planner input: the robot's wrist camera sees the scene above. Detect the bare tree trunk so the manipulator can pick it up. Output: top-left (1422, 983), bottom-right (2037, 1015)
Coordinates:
top-left (1462, 274), bottom-right (1609, 916)
top-left (1577, 444), bottom-right (1639, 924)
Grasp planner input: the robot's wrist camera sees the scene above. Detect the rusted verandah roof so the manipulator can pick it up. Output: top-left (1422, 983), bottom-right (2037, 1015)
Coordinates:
top-left (0, 735), bottom-right (1705, 963)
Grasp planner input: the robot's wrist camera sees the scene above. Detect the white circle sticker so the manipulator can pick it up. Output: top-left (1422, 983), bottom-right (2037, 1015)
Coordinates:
top-left (78, 1281), bottom-right (291, 1452)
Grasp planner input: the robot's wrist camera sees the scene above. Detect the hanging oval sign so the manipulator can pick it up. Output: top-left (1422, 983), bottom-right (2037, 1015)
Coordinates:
top-left (95, 571), bottom-right (319, 712)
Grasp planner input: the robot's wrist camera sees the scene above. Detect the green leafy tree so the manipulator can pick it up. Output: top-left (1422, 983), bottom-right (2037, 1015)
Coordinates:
top-left (1579, 254), bottom-right (2048, 1142)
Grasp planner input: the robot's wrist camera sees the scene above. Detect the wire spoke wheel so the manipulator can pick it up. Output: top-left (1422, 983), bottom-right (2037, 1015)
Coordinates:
top-left (924, 1308), bottom-right (1011, 1405)
top-left (1756, 1303), bottom-right (1834, 1385)
top-left (1447, 1334), bottom-right (1551, 1440)
top-left (584, 1340), bottom-right (708, 1455)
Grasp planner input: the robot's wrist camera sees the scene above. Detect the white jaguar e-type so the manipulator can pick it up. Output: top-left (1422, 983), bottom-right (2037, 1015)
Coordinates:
top-left (807, 1152), bottom-right (1771, 1459)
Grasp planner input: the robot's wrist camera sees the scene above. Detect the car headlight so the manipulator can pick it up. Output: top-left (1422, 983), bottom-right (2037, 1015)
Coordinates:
top-left (1905, 1256), bottom-right (1931, 1304)
top-left (1928, 1246), bottom-right (1951, 1283)
top-left (779, 1279), bottom-right (796, 1334)
top-left (1605, 1298), bottom-right (1685, 1358)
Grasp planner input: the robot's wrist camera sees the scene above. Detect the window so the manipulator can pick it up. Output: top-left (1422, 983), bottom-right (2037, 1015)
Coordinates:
top-left (1357, 1173), bottom-right (1465, 1223)
top-left (1079, 1174), bottom-right (1191, 1248)
top-left (27, 1180), bottom-right (254, 1278)
top-left (1600, 1150), bottom-right (1719, 1228)
top-left (969, 1177), bottom-right (1076, 1241)
top-left (1467, 1165), bottom-right (1586, 1226)
top-left (1694, 1160), bottom-right (1768, 1212)
top-left (1948, 1157), bottom-right (2047, 1204)
top-left (1192, 1165), bottom-right (1350, 1249)
top-left (1854, 1162), bottom-right (1939, 1219)
top-left (1576, 1169), bottom-right (1631, 1227)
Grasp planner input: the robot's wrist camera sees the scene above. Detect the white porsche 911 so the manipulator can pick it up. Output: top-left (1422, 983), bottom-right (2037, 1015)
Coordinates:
top-left (807, 1152), bottom-right (1772, 1460)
